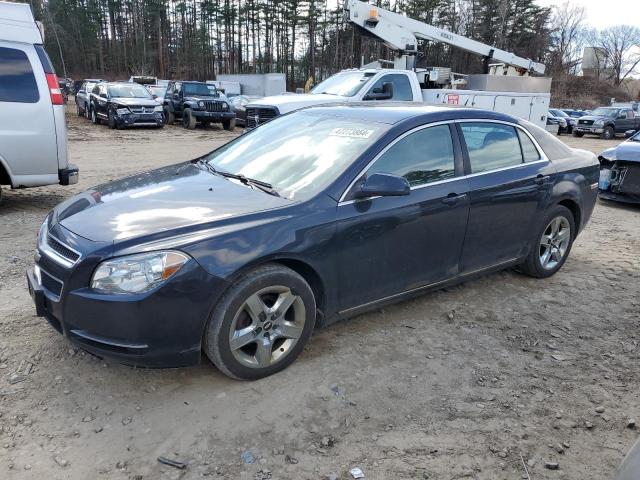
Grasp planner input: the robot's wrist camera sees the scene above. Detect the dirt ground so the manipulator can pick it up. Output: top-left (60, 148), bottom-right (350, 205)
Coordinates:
top-left (1, 106), bottom-right (639, 480)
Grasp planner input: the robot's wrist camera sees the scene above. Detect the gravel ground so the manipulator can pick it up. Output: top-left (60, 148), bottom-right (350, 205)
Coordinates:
top-left (1, 107), bottom-right (639, 480)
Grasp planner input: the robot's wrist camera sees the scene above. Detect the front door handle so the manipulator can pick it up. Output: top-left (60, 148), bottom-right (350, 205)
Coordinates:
top-left (535, 174), bottom-right (550, 185)
top-left (442, 193), bottom-right (466, 206)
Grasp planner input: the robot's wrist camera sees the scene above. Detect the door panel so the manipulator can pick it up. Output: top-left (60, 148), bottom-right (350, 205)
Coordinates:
top-left (336, 179), bottom-right (470, 310)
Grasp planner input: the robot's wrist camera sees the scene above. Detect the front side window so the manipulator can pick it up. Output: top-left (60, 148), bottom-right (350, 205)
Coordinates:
top-left (365, 74), bottom-right (414, 101)
top-left (461, 123), bottom-right (523, 173)
top-left (205, 112), bottom-right (388, 200)
top-left (0, 47), bottom-right (39, 103)
top-left (367, 125), bottom-right (456, 186)
top-left (311, 71), bottom-right (375, 97)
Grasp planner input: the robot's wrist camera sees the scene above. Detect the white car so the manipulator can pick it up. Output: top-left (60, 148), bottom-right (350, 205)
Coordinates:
top-left (0, 1), bottom-right (78, 201)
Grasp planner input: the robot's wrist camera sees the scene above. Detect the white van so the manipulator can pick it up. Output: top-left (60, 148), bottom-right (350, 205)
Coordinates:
top-left (0, 1), bottom-right (78, 201)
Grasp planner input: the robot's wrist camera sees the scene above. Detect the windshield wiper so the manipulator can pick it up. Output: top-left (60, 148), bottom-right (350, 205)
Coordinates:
top-left (195, 159), bottom-right (281, 197)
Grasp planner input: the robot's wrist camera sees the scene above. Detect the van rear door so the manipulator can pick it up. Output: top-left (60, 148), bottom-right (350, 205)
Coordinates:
top-left (0, 41), bottom-right (60, 187)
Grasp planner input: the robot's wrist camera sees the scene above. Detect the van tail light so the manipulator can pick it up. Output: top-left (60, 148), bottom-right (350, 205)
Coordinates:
top-left (46, 73), bottom-right (64, 105)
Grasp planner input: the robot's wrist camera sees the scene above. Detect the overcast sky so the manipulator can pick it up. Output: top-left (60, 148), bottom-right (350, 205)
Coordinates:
top-left (535, 0), bottom-right (639, 30)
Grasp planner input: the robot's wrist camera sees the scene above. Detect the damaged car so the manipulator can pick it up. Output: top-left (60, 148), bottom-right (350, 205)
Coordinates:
top-left (598, 130), bottom-right (640, 204)
top-left (27, 104), bottom-right (599, 380)
top-left (89, 81), bottom-right (164, 129)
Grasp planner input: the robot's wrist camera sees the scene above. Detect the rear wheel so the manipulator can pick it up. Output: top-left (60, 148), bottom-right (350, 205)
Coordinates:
top-left (602, 126), bottom-right (615, 140)
top-left (183, 108), bottom-right (197, 129)
top-left (76, 103), bottom-right (84, 116)
top-left (163, 107), bottom-right (174, 124)
top-left (519, 205), bottom-right (575, 278)
top-left (90, 107), bottom-right (101, 125)
top-left (223, 118), bottom-right (236, 131)
top-left (203, 264), bottom-right (316, 380)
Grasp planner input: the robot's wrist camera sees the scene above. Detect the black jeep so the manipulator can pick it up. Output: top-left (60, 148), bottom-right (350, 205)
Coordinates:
top-left (163, 81), bottom-right (235, 130)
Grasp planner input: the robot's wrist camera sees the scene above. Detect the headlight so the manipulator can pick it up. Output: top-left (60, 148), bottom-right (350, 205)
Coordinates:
top-left (222, 102), bottom-right (229, 110)
top-left (154, 105), bottom-right (163, 112)
top-left (198, 101), bottom-right (205, 108)
top-left (116, 108), bottom-right (129, 115)
top-left (594, 120), bottom-right (604, 126)
top-left (91, 251), bottom-right (190, 294)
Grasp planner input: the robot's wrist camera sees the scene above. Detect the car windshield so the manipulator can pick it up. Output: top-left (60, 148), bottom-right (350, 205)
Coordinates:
top-left (108, 84), bottom-right (152, 99)
top-left (204, 112), bottom-right (388, 200)
top-left (551, 109), bottom-right (569, 118)
top-left (183, 83), bottom-right (218, 96)
top-left (311, 71), bottom-right (375, 97)
top-left (591, 108), bottom-right (619, 117)
top-left (148, 86), bottom-right (166, 98)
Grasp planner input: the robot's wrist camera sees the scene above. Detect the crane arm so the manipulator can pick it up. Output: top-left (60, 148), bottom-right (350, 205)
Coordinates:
top-left (344, 0), bottom-right (546, 75)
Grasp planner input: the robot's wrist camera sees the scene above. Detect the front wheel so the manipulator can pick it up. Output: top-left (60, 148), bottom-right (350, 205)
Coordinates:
top-left (90, 107), bottom-right (101, 125)
top-left (107, 109), bottom-right (117, 129)
top-left (163, 107), bottom-right (174, 124)
top-left (182, 108), bottom-right (196, 129)
top-left (602, 126), bottom-right (615, 140)
top-left (572, 131), bottom-right (584, 137)
top-left (203, 264), bottom-right (316, 380)
top-left (519, 205), bottom-right (575, 278)
top-left (76, 103), bottom-right (84, 116)
top-left (223, 118), bottom-right (236, 131)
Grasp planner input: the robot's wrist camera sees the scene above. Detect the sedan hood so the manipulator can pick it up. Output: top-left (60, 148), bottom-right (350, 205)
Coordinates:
top-left (112, 97), bottom-right (158, 107)
top-left (249, 94), bottom-right (346, 114)
top-left (54, 163), bottom-right (290, 243)
top-left (602, 141), bottom-right (640, 162)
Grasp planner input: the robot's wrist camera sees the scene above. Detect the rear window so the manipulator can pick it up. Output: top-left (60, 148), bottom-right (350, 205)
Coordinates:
top-left (0, 47), bottom-right (39, 103)
top-left (519, 119), bottom-right (573, 160)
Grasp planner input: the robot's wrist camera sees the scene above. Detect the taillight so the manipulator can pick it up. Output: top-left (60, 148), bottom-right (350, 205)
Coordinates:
top-left (46, 73), bottom-right (64, 105)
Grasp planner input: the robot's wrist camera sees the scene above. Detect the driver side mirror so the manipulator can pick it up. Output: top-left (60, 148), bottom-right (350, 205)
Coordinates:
top-left (364, 81), bottom-right (394, 101)
top-left (354, 173), bottom-right (410, 199)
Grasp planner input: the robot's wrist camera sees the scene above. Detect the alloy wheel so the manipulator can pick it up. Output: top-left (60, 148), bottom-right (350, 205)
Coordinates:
top-left (539, 216), bottom-right (571, 270)
top-left (228, 286), bottom-right (305, 369)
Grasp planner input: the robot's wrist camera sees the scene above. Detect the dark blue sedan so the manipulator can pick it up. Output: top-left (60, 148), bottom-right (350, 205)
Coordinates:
top-left (27, 104), bottom-right (599, 379)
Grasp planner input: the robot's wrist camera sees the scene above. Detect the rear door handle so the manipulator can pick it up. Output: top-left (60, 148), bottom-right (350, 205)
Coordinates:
top-left (442, 193), bottom-right (466, 206)
top-left (535, 174), bottom-right (550, 185)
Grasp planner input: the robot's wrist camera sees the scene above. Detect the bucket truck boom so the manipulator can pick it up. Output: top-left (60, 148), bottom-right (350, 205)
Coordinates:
top-left (344, 0), bottom-right (546, 75)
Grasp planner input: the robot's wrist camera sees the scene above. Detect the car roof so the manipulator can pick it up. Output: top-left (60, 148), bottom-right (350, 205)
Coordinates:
top-left (300, 102), bottom-right (521, 126)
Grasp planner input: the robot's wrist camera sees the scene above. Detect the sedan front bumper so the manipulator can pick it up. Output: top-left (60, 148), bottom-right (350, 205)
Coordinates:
top-left (116, 112), bottom-right (164, 127)
top-left (27, 252), bottom-right (229, 368)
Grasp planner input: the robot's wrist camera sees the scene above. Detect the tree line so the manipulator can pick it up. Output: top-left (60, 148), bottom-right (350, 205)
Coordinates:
top-left (17, 0), bottom-right (640, 95)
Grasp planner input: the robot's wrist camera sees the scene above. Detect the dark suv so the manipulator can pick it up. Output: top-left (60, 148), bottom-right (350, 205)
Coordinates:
top-left (163, 81), bottom-right (235, 130)
top-left (89, 82), bottom-right (164, 129)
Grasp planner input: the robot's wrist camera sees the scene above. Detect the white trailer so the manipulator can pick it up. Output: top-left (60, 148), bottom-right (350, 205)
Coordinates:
top-left (216, 73), bottom-right (286, 97)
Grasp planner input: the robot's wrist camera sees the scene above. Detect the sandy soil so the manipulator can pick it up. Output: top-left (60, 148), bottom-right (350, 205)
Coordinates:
top-left (1, 106), bottom-right (639, 480)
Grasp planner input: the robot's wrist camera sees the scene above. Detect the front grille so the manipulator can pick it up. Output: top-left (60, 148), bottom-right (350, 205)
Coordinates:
top-left (579, 119), bottom-right (594, 125)
top-left (245, 107), bottom-right (279, 129)
top-left (203, 101), bottom-right (224, 112)
top-left (41, 269), bottom-right (63, 297)
top-left (616, 163), bottom-right (640, 195)
top-left (129, 106), bottom-right (156, 114)
top-left (47, 235), bottom-right (80, 262)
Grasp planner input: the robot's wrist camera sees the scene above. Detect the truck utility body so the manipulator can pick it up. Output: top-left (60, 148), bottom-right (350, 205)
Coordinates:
top-left (0, 1), bottom-right (78, 196)
top-left (247, 1), bottom-right (550, 130)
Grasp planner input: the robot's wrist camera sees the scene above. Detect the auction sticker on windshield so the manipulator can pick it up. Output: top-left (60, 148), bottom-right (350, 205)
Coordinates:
top-left (329, 127), bottom-right (375, 139)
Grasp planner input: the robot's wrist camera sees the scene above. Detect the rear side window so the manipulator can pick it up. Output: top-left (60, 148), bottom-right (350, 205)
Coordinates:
top-left (0, 47), bottom-right (39, 103)
top-left (368, 125), bottom-right (456, 186)
top-left (517, 130), bottom-right (541, 162)
top-left (520, 119), bottom-right (573, 160)
top-left (461, 123), bottom-right (522, 173)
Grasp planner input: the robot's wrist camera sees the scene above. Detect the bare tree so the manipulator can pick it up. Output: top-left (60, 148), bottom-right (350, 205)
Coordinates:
top-left (594, 25), bottom-right (640, 86)
top-left (548, 1), bottom-right (586, 75)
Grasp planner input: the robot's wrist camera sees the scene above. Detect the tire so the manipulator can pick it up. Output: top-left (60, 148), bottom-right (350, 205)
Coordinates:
top-left (107, 109), bottom-right (117, 129)
top-left (90, 107), bottom-right (101, 125)
top-left (519, 205), bottom-right (576, 279)
top-left (76, 103), bottom-right (84, 117)
top-left (602, 126), bottom-right (615, 140)
top-left (203, 264), bottom-right (316, 380)
top-left (182, 108), bottom-right (196, 129)
top-left (84, 103), bottom-right (90, 119)
top-left (572, 131), bottom-right (584, 137)
top-left (223, 118), bottom-right (236, 131)
top-left (163, 107), bottom-right (174, 124)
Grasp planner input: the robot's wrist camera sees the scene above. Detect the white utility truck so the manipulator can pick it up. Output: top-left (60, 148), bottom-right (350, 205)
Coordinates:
top-left (246, 0), bottom-right (551, 129)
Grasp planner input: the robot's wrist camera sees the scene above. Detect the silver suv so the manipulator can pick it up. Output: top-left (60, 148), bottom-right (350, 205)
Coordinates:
top-left (0, 1), bottom-right (78, 201)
